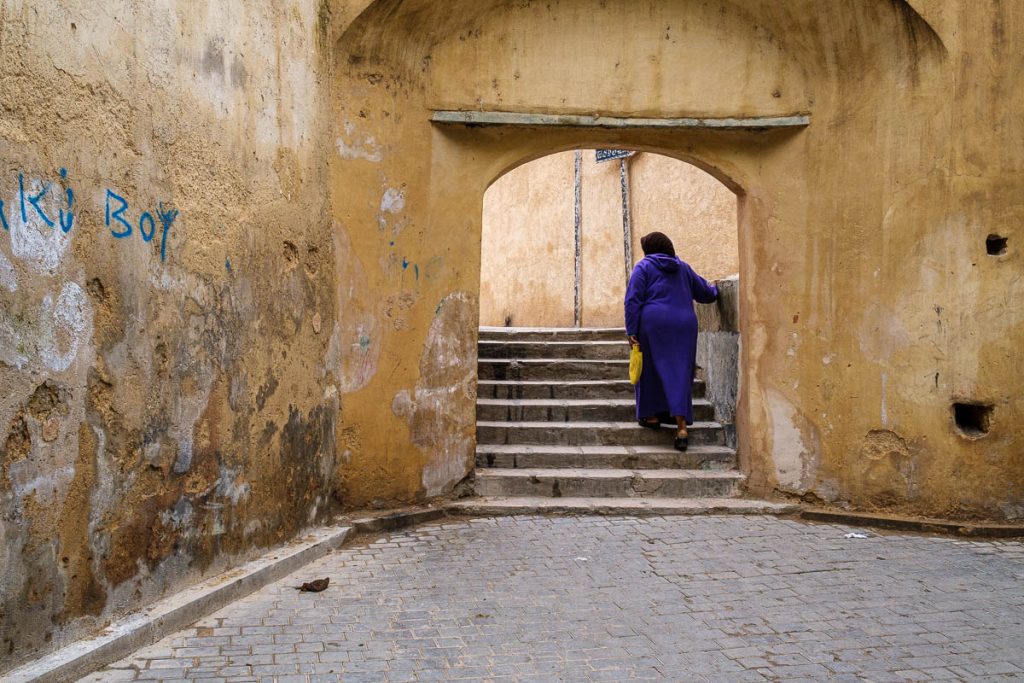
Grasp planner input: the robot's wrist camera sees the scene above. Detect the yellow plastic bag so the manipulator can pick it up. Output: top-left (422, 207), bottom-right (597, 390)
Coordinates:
top-left (629, 344), bottom-right (642, 385)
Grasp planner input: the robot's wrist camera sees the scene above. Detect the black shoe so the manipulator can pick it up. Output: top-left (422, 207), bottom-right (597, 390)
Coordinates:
top-left (673, 435), bottom-right (688, 452)
top-left (638, 418), bottom-right (661, 430)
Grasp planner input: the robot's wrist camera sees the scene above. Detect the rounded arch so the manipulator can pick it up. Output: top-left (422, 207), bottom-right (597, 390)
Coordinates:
top-left (485, 143), bottom-right (748, 199)
top-left (325, 0), bottom-right (982, 517)
top-left (480, 147), bottom-right (741, 329)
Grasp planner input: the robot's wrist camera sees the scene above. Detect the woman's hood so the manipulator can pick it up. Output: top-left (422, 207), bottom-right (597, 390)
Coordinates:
top-left (646, 253), bottom-right (681, 272)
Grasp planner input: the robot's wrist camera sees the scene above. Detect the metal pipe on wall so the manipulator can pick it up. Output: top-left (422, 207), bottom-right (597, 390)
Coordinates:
top-left (573, 150), bottom-right (583, 328)
top-left (620, 156), bottom-right (633, 282)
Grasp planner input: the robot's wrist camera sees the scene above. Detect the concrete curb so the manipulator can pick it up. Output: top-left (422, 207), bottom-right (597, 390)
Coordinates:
top-left (348, 506), bottom-right (450, 533)
top-left (802, 508), bottom-right (1024, 538)
top-left (444, 497), bottom-right (800, 517)
top-left (5, 525), bottom-right (353, 683)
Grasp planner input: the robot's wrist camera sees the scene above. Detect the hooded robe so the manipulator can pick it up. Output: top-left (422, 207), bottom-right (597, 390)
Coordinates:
top-left (624, 254), bottom-right (719, 425)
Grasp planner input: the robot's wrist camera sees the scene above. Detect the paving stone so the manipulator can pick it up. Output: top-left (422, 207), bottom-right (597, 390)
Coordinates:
top-left (96, 515), bottom-right (1024, 682)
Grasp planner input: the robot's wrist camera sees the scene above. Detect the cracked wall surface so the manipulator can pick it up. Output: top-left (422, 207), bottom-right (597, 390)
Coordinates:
top-left (331, 0), bottom-right (1023, 524)
top-left (0, 0), bottom-right (342, 670)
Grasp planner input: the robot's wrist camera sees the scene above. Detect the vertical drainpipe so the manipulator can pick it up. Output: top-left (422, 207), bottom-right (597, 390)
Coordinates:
top-left (620, 156), bottom-right (633, 283)
top-left (574, 150), bottom-right (583, 328)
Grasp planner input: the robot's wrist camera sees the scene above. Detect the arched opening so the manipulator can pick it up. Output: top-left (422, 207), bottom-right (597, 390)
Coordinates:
top-left (480, 150), bottom-right (739, 328)
top-left (473, 147), bottom-right (748, 507)
top-left (328, 0), bottom-right (973, 518)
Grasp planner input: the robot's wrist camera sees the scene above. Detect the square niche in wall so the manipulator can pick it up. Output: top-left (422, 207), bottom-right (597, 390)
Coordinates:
top-left (953, 401), bottom-right (994, 439)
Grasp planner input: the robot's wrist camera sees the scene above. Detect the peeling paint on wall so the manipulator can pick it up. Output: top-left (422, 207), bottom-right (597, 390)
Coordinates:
top-left (0, 0), bottom-right (338, 670)
top-left (767, 389), bottom-right (819, 494)
top-left (337, 121), bottom-right (383, 162)
top-left (0, 249), bottom-right (16, 292)
top-left (391, 292), bottom-right (476, 498)
top-left (852, 429), bottom-right (920, 507)
top-left (39, 282), bottom-right (92, 373)
top-left (377, 185), bottom-right (409, 235)
top-left (327, 221), bottom-right (381, 392)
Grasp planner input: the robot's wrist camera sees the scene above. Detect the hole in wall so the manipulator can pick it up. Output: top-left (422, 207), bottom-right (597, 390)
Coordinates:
top-left (953, 402), bottom-right (993, 438)
top-left (986, 234), bottom-right (1008, 256)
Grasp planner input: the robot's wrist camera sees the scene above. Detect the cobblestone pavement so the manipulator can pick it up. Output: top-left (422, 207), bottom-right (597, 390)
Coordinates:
top-left (92, 515), bottom-right (1024, 682)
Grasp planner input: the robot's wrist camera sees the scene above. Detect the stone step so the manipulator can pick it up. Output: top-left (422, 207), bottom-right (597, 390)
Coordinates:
top-left (475, 444), bottom-right (737, 470)
top-left (476, 398), bottom-right (715, 423)
top-left (478, 358), bottom-right (629, 381)
top-left (478, 340), bottom-right (628, 360)
top-left (477, 378), bottom-right (706, 400)
top-left (479, 326), bottom-right (626, 342)
top-left (476, 420), bottom-right (726, 447)
top-left (473, 468), bottom-right (745, 498)
top-left (446, 496), bottom-right (800, 516)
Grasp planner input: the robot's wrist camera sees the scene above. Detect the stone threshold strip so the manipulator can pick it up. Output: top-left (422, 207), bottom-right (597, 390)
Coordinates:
top-left (802, 508), bottom-right (1024, 539)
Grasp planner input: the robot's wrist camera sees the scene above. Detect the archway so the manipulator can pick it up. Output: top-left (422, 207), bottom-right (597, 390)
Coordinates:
top-left (480, 150), bottom-right (739, 329)
top-left (328, 0), bottom-right (965, 517)
top-left (473, 148), bottom-right (747, 502)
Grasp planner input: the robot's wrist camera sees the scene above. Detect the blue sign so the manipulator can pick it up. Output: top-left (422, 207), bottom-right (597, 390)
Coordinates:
top-left (596, 149), bottom-right (634, 163)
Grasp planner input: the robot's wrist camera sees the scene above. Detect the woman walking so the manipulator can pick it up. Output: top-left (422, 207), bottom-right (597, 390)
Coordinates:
top-left (625, 232), bottom-right (719, 451)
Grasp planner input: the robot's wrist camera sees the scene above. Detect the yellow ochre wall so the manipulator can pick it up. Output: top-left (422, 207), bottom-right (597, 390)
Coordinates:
top-left (480, 151), bottom-right (739, 328)
top-left (3, 0), bottom-right (1024, 669)
top-left (0, 0), bottom-right (340, 668)
top-left (331, 0), bottom-right (1023, 523)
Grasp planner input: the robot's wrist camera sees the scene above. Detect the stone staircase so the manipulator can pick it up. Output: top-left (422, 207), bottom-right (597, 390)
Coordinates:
top-left (449, 327), bottom-right (797, 515)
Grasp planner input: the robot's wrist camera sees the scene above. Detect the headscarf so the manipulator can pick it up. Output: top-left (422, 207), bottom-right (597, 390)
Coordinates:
top-left (640, 231), bottom-right (676, 258)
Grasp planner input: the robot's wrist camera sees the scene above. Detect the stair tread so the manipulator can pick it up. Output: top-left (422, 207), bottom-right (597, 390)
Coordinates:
top-left (478, 379), bottom-right (688, 385)
top-left (477, 397), bottom-right (710, 406)
top-left (447, 497), bottom-right (798, 514)
top-left (476, 443), bottom-right (733, 454)
top-left (477, 342), bottom-right (622, 348)
top-left (480, 327), bottom-right (626, 333)
top-left (480, 357), bottom-right (628, 363)
top-left (475, 327), bottom-right (735, 499)
top-left (477, 420), bottom-right (722, 429)
top-left (476, 468), bottom-right (744, 480)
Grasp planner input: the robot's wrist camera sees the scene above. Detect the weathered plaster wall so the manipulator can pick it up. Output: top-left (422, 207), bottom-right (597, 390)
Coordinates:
top-left (631, 153), bottom-right (739, 282)
top-left (0, 0), bottom-right (342, 669)
top-left (7, 0), bottom-right (1022, 669)
top-left (332, 0), bottom-right (1024, 522)
top-left (479, 151), bottom-right (738, 328)
top-left (697, 277), bottom-right (741, 449)
top-left (479, 150), bottom-right (737, 331)
top-left (480, 152), bottom-right (575, 328)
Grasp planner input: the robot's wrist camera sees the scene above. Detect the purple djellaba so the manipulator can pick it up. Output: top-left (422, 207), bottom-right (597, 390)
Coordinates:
top-left (624, 232), bottom-right (718, 451)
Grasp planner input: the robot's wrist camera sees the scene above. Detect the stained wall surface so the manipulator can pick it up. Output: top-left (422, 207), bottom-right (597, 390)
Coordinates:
top-left (332, 0), bottom-right (1024, 529)
top-left (0, 0), bottom-right (342, 670)
top-left (4, 0), bottom-right (1024, 671)
top-left (480, 152), bottom-right (576, 328)
top-left (480, 151), bottom-right (738, 328)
